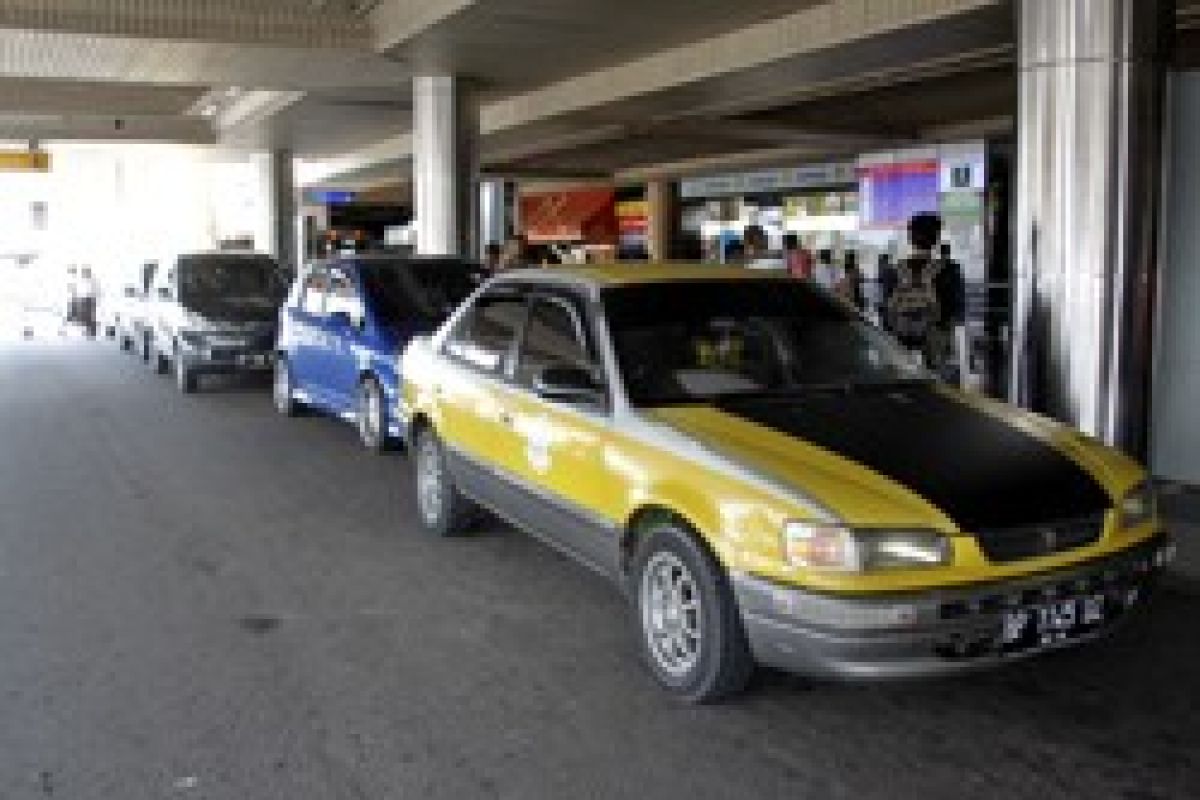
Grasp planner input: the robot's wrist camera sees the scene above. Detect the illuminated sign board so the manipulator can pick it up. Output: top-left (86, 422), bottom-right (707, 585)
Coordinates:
top-left (0, 151), bottom-right (51, 172)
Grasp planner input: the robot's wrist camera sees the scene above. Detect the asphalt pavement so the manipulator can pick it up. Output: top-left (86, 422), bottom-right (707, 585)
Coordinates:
top-left (1, 335), bottom-right (1197, 800)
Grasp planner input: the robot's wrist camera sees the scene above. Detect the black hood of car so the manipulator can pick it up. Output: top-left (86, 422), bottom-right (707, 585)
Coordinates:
top-left (715, 384), bottom-right (1112, 532)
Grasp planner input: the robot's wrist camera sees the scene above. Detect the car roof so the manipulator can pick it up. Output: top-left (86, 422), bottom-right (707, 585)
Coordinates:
top-left (495, 263), bottom-right (789, 290)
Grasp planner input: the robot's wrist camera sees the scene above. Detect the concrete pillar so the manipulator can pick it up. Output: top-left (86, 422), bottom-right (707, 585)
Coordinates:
top-left (479, 179), bottom-right (507, 257)
top-left (413, 76), bottom-right (479, 256)
top-left (646, 180), bottom-right (675, 262)
top-left (258, 149), bottom-right (297, 271)
top-left (1011, 0), bottom-right (1170, 457)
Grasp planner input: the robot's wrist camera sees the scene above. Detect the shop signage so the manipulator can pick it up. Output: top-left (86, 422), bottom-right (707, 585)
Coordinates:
top-left (304, 189), bottom-right (357, 205)
top-left (858, 160), bottom-right (940, 228)
top-left (0, 150), bottom-right (50, 172)
top-left (680, 162), bottom-right (856, 200)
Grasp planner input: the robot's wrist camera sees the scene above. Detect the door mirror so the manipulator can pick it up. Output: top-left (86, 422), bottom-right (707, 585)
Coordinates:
top-left (533, 365), bottom-right (605, 406)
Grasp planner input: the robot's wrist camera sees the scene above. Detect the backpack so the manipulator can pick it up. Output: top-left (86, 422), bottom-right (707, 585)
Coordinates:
top-left (888, 257), bottom-right (940, 342)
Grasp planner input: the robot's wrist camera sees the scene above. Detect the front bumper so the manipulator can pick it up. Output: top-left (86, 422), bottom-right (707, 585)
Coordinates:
top-left (180, 338), bottom-right (274, 372)
top-left (732, 534), bottom-right (1174, 681)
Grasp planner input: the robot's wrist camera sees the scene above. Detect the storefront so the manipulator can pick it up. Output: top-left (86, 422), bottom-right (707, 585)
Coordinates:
top-left (678, 162), bottom-right (859, 262)
top-left (519, 187), bottom-right (619, 262)
top-left (675, 141), bottom-right (1009, 393)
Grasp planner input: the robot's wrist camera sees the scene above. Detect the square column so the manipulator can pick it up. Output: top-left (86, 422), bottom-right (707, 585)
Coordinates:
top-left (413, 76), bottom-right (479, 256)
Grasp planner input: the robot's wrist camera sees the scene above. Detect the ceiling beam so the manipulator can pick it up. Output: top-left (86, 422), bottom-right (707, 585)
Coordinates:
top-left (0, 0), bottom-right (370, 48)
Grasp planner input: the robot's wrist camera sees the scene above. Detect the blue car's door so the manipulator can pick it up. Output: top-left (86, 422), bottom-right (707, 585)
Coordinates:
top-left (286, 268), bottom-right (333, 406)
top-left (321, 266), bottom-right (368, 414)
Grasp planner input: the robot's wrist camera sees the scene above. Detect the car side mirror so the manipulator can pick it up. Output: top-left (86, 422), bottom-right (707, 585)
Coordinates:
top-left (534, 365), bottom-right (605, 406)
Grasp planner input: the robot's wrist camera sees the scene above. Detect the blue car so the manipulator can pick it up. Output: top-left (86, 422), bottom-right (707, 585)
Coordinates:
top-left (274, 254), bottom-right (484, 451)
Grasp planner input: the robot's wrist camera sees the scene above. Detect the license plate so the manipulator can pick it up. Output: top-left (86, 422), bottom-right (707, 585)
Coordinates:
top-left (1000, 593), bottom-right (1111, 648)
top-left (237, 353), bottom-right (270, 367)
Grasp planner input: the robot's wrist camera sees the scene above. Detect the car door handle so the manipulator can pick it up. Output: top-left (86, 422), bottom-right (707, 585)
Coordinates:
top-left (498, 411), bottom-right (513, 427)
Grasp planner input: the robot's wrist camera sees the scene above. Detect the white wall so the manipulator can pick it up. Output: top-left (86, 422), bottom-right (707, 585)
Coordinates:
top-left (1152, 72), bottom-right (1200, 484)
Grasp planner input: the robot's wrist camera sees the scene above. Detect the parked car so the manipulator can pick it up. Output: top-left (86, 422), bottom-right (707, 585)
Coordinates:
top-left (274, 254), bottom-right (484, 451)
top-left (398, 264), bottom-right (1174, 702)
top-left (98, 282), bottom-right (141, 349)
top-left (147, 251), bottom-right (286, 393)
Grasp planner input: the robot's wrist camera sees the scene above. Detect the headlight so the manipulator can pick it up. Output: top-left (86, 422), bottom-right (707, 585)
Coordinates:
top-left (1119, 481), bottom-right (1157, 529)
top-left (783, 522), bottom-right (951, 572)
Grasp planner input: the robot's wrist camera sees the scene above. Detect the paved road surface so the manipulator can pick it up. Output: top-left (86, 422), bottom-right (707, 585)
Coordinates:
top-left (1, 339), bottom-right (1197, 799)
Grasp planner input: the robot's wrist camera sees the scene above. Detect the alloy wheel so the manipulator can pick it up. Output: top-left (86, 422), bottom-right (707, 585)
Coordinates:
top-left (416, 434), bottom-right (444, 527)
top-left (640, 551), bottom-right (704, 678)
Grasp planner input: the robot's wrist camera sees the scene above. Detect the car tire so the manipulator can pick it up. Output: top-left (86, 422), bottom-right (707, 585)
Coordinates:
top-left (273, 358), bottom-right (302, 417)
top-left (356, 377), bottom-right (389, 453)
top-left (413, 427), bottom-right (475, 537)
top-left (631, 521), bottom-right (754, 703)
top-left (154, 346), bottom-right (169, 375)
top-left (175, 350), bottom-right (198, 394)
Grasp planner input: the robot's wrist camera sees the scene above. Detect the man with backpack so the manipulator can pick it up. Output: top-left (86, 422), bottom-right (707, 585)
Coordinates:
top-left (886, 213), bottom-right (967, 382)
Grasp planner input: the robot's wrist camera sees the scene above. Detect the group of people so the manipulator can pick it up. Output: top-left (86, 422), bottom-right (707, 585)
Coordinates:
top-left (730, 216), bottom-right (967, 379)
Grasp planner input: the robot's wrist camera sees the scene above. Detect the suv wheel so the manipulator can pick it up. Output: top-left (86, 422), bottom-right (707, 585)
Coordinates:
top-left (413, 427), bottom-right (474, 536)
top-left (631, 522), bottom-right (754, 703)
top-left (357, 378), bottom-right (388, 453)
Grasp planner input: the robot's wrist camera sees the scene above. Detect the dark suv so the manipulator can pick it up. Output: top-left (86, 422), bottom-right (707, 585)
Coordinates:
top-left (147, 251), bottom-right (286, 393)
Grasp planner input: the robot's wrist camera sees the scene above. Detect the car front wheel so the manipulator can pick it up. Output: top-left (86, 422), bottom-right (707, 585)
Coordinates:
top-left (357, 378), bottom-right (389, 453)
top-left (413, 427), bottom-right (474, 536)
top-left (273, 358), bottom-right (301, 417)
top-left (174, 349), bottom-right (198, 393)
top-left (632, 522), bottom-right (754, 703)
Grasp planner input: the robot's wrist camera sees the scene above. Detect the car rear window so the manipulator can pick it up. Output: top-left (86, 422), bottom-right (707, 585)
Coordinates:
top-left (359, 259), bottom-right (483, 324)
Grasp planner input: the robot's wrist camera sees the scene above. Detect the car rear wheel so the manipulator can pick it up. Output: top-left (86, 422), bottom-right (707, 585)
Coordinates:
top-left (632, 522), bottom-right (754, 703)
top-left (273, 358), bottom-right (301, 417)
top-left (413, 427), bottom-right (474, 536)
top-left (357, 378), bottom-right (388, 453)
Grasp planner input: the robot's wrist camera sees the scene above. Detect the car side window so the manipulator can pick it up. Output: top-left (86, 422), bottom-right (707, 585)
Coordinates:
top-left (445, 293), bottom-right (527, 376)
top-left (301, 271), bottom-right (328, 315)
top-left (515, 296), bottom-right (596, 389)
top-left (325, 269), bottom-right (364, 321)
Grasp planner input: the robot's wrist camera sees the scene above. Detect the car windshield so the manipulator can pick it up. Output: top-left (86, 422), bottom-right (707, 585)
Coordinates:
top-left (603, 279), bottom-right (928, 406)
top-left (359, 259), bottom-right (482, 325)
top-left (178, 256), bottom-right (284, 307)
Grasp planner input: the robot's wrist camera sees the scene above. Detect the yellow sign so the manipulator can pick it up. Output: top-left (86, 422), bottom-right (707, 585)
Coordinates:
top-left (0, 151), bottom-right (51, 172)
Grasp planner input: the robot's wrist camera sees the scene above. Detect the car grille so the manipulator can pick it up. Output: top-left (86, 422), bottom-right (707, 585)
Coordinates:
top-left (974, 513), bottom-right (1106, 563)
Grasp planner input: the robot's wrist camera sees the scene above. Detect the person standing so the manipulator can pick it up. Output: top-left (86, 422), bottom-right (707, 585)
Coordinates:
top-left (886, 214), bottom-right (967, 382)
top-left (813, 249), bottom-right (845, 293)
top-left (483, 242), bottom-right (503, 273)
top-left (783, 233), bottom-right (813, 279)
top-left (842, 250), bottom-right (865, 311)
top-left (877, 253), bottom-right (898, 327)
top-left (500, 234), bottom-right (530, 270)
top-left (743, 225), bottom-right (784, 269)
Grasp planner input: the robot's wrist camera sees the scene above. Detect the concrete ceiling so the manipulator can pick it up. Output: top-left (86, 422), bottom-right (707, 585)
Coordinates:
top-left (0, 0), bottom-right (1194, 190)
top-left (377, 0), bottom-right (819, 97)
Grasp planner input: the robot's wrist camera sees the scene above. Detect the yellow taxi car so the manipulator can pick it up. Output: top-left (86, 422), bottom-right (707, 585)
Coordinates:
top-left (398, 265), bottom-right (1173, 702)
